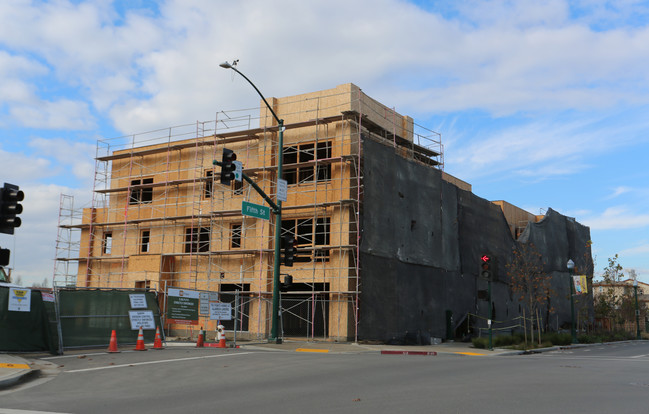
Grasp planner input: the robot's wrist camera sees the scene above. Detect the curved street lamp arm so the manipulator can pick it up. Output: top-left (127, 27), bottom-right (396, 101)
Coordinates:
top-left (223, 63), bottom-right (282, 126)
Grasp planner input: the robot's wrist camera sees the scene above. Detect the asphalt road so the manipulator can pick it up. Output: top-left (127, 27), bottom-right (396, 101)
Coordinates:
top-left (1, 342), bottom-right (648, 414)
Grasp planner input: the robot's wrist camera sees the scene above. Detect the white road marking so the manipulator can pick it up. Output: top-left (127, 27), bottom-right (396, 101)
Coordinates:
top-left (64, 351), bottom-right (256, 373)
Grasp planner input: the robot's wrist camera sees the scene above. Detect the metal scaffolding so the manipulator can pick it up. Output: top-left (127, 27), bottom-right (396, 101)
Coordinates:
top-left (53, 85), bottom-right (443, 341)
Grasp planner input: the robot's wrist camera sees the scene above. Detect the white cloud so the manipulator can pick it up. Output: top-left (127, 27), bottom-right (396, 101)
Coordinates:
top-left (10, 99), bottom-right (96, 130)
top-left (0, 147), bottom-right (51, 184)
top-left (583, 206), bottom-right (649, 230)
top-left (608, 186), bottom-right (633, 198)
top-left (28, 137), bottom-right (96, 184)
top-left (2, 0), bottom-right (649, 134)
top-left (620, 243), bottom-right (649, 256)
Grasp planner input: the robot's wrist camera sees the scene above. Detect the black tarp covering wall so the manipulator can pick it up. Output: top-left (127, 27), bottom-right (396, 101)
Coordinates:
top-left (358, 138), bottom-right (593, 342)
top-left (0, 286), bottom-right (57, 353)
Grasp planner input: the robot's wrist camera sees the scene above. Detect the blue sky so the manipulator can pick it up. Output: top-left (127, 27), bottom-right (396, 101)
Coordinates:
top-left (1, 0), bottom-right (648, 286)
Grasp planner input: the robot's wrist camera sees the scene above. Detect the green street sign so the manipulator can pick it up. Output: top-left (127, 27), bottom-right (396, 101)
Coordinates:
top-left (242, 200), bottom-right (271, 220)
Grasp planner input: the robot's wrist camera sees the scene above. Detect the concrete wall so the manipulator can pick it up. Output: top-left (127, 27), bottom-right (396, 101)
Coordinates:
top-left (358, 137), bottom-right (593, 342)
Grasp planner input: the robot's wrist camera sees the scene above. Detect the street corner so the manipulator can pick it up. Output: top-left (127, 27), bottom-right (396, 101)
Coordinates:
top-left (0, 355), bottom-right (39, 390)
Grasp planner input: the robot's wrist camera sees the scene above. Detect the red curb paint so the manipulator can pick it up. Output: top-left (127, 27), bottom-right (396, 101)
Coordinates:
top-left (380, 350), bottom-right (437, 356)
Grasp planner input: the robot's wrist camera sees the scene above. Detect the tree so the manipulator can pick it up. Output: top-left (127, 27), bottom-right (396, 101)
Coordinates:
top-left (574, 241), bottom-right (594, 332)
top-left (594, 254), bottom-right (624, 325)
top-left (507, 243), bottom-right (553, 345)
top-left (29, 277), bottom-right (50, 289)
top-left (619, 269), bottom-right (647, 332)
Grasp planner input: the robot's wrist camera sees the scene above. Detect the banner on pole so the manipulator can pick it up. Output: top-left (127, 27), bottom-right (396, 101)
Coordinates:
top-left (572, 275), bottom-right (587, 295)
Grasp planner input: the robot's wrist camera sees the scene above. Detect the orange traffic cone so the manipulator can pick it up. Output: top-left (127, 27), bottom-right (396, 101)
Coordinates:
top-left (196, 327), bottom-right (204, 348)
top-left (108, 330), bottom-right (120, 353)
top-left (153, 326), bottom-right (164, 350)
top-left (134, 326), bottom-right (147, 351)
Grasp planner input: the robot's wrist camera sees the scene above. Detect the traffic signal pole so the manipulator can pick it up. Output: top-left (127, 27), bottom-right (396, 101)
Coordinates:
top-left (220, 61), bottom-right (285, 343)
top-left (488, 279), bottom-right (493, 351)
top-left (214, 121), bottom-right (283, 343)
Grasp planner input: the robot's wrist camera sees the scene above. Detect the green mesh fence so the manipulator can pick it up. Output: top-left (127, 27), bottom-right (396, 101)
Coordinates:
top-left (57, 289), bottom-right (162, 349)
top-left (0, 286), bottom-right (57, 353)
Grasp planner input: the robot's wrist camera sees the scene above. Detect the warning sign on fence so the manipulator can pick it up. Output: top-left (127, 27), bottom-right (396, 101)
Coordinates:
top-left (8, 288), bottom-right (31, 312)
top-left (209, 302), bottom-right (232, 321)
top-left (166, 288), bottom-right (199, 325)
top-left (128, 310), bottom-right (156, 330)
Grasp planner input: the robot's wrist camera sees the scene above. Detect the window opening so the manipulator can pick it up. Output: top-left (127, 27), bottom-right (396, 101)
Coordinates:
top-left (135, 280), bottom-right (151, 289)
top-left (281, 217), bottom-right (330, 262)
top-left (102, 232), bottom-right (112, 255)
top-left (141, 230), bottom-right (150, 253)
top-left (231, 223), bottom-right (242, 249)
top-left (282, 141), bottom-right (331, 185)
top-left (185, 227), bottom-right (210, 253)
top-left (129, 177), bottom-right (154, 204)
top-left (204, 170), bottom-right (213, 198)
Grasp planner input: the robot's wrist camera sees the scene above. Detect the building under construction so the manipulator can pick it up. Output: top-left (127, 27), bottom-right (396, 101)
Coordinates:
top-left (54, 83), bottom-right (594, 342)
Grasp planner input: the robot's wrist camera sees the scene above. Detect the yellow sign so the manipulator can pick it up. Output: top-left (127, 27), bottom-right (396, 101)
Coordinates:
top-left (8, 288), bottom-right (31, 312)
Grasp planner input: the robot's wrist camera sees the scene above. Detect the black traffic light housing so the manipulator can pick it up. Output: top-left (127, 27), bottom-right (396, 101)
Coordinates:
top-left (0, 248), bottom-right (9, 267)
top-left (479, 254), bottom-right (498, 281)
top-left (283, 235), bottom-right (296, 267)
top-left (220, 148), bottom-right (237, 185)
top-left (0, 183), bottom-right (24, 235)
top-left (280, 274), bottom-right (293, 291)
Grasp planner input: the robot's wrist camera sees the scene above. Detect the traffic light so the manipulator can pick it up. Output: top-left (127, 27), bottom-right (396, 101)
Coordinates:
top-left (281, 274), bottom-right (293, 291)
top-left (0, 183), bottom-right (24, 235)
top-left (220, 148), bottom-right (237, 185)
top-left (480, 254), bottom-right (494, 280)
top-left (283, 235), bottom-right (296, 267)
top-left (0, 248), bottom-right (9, 267)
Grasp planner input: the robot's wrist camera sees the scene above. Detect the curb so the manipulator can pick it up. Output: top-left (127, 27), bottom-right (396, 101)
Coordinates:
top-left (0, 368), bottom-right (40, 390)
top-left (381, 350), bottom-right (437, 356)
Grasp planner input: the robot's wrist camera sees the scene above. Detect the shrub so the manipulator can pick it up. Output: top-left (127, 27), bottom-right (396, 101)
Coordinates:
top-left (544, 332), bottom-right (572, 346)
top-left (577, 334), bottom-right (597, 344)
top-left (494, 335), bottom-right (514, 346)
top-left (472, 337), bottom-right (488, 349)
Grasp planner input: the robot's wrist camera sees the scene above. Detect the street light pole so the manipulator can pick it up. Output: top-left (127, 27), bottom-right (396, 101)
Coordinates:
top-left (567, 259), bottom-right (577, 344)
top-left (220, 61), bottom-right (284, 343)
top-left (633, 277), bottom-right (641, 340)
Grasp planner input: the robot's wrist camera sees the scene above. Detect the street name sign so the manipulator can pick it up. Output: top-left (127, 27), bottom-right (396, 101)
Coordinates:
top-left (242, 201), bottom-right (271, 220)
top-left (277, 178), bottom-right (287, 202)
